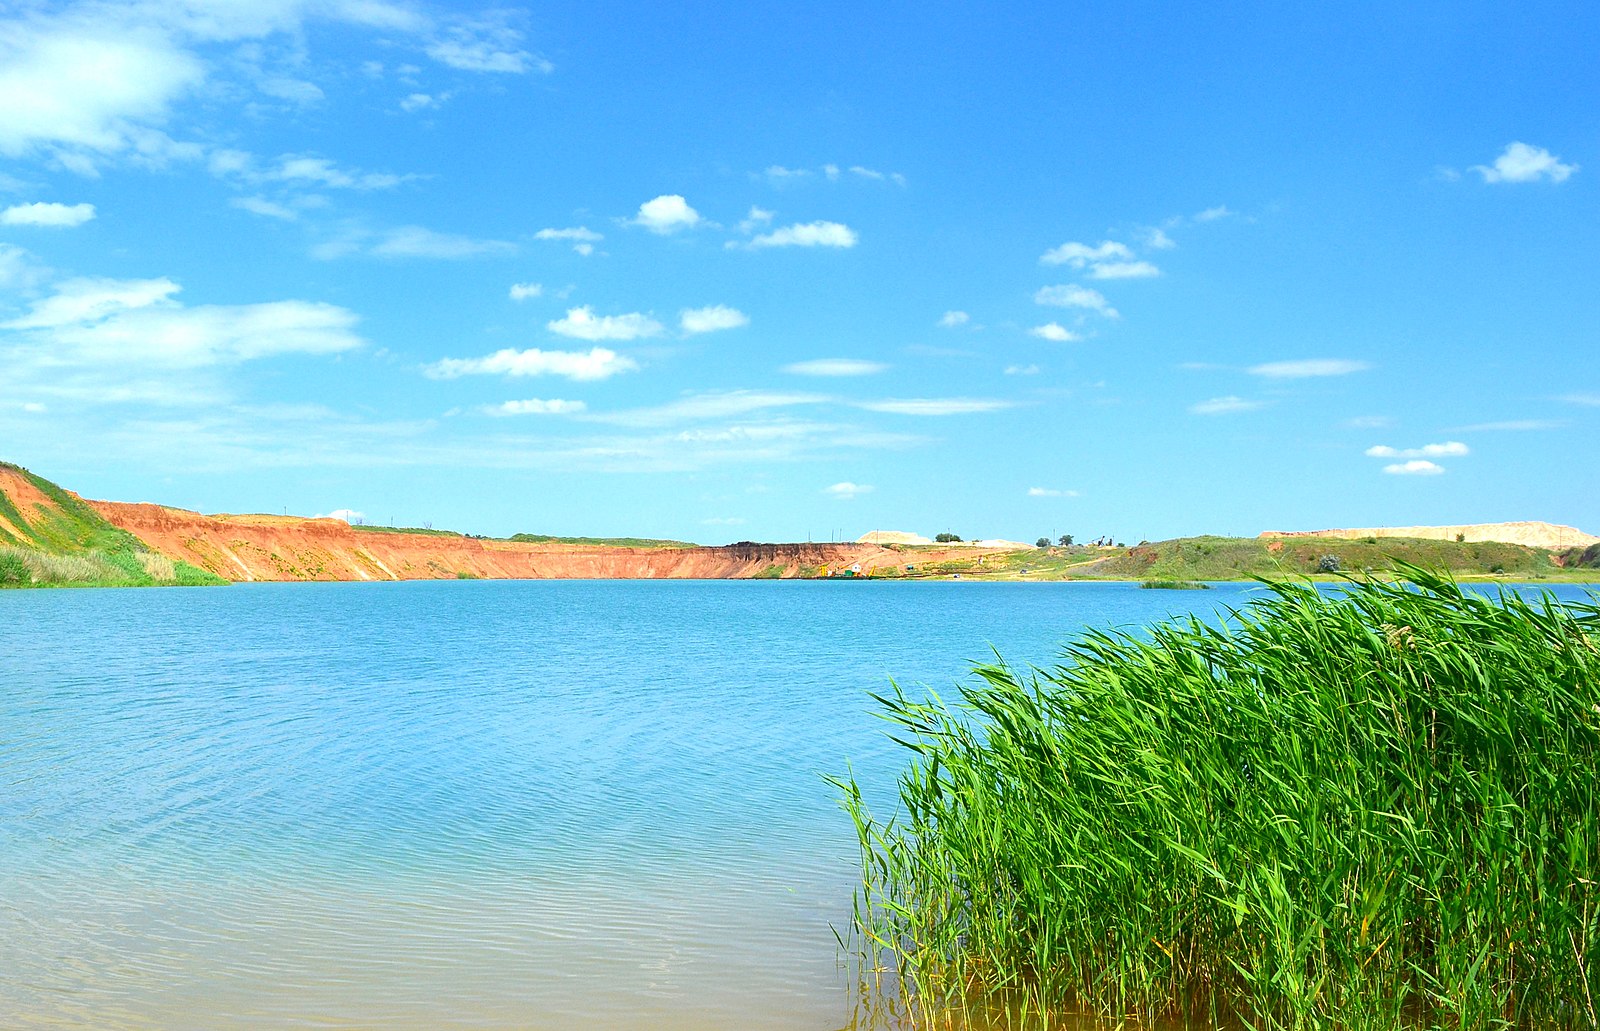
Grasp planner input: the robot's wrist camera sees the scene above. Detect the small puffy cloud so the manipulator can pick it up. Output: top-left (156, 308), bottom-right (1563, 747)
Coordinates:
top-left (1040, 240), bottom-right (1132, 267)
top-left (535, 226), bottom-right (602, 242)
top-left (632, 194), bottom-right (700, 234)
top-left (1194, 205), bottom-right (1234, 222)
top-left (1190, 395), bottom-right (1268, 415)
top-left (509, 282), bottom-right (542, 301)
top-left (548, 306), bottom-right (663, 341)
top-left (1365, 441), bottom-right (1469, 459)
top-left (823, 163), bottom-right (840, 180)
top-left (369, 226), bottom-right (515, 259)
top-left (1089, 260), bottom-right (1160, 280)
top-left (762, 165), bottom-right (811, 183)
top-left (486, 398), bottom-right (587, 416)
top-left (424, 346), bottom-right (638, 381)
top-left (782, 358), bottom-right (887, 377)
top-left (1027, 487), bottom-right (1080, 498)
top-left (1034, 284), bottom-right (1118, 318)
top-left (1248, 358), bottom-right (1370, 379)
top-left (849, 165), bottom-right (905, 185)
top-left (679, 304), bottom-right (749, 335)
top-left (744, 220), bottom-right (858, 249)
top-left (825, 481), bottom-right (873, 499)
top-left (1029, 322), bottom-right (1081, 342)
top-left (937, 310), bottom-right (970, 328)
top-left (400, 92), bottom-right (451, 112)
top-left (1141, 227), bottom-right (1176, 250)
top-left (1384, 460), bottom-right (1445, 476)
top-left (316, 509), bottom-right (365, 523)
top-left (1004, 364), bottom-right (1040, 376)
top-left (1, 201), bottom-right (95, 227)
top-left (858, 398), bottom-right (1015, 416)
top-left (1473, 142), bottom-right (1577, 184)
top-left (738, 206), bottom-right (774, 232)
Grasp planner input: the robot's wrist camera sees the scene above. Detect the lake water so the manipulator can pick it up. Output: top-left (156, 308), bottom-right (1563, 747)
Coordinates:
top-left (2, 579), bottom-right (1590, 1029)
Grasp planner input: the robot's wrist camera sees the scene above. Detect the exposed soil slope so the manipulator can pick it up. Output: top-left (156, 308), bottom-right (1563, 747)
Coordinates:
top-left (90, 500), bottom-right (969, 582)
top-left (1260, 521), bottom-right (1599, 549)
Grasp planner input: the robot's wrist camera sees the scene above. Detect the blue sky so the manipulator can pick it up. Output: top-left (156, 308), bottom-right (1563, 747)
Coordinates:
top-left (1, 0), bottom-right (1595, 544)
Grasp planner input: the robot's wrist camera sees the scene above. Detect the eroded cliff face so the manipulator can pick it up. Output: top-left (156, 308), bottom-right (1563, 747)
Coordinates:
top-left (1259, 521), bottom-right (1599, 550)
top-left (88, 500), bottom-right (920, 582)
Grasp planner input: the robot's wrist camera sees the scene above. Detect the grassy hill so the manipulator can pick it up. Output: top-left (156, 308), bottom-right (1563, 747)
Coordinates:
top-left (0, 462), bottom-right (224, 589)
top-left (883, 534), bottom-right (1600, 582)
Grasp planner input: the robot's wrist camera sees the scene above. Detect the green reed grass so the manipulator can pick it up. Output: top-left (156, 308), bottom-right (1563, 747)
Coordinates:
top-left (835, 569), bottom-right (1600, 1030)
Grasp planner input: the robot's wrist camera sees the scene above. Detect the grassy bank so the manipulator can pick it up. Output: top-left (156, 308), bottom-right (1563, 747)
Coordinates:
top-left (0, 463), bottom-right (223, 588)
top-left (836, 570), bottom-right (1600, 1029)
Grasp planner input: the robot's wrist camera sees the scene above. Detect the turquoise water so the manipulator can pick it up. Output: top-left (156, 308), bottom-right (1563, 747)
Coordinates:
top-left (2, 579), bottom-right (1590, 1029)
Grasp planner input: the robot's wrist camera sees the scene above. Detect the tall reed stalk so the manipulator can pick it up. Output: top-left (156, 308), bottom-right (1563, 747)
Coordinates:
top-left (836, 569), bottom-right (1600, 1030)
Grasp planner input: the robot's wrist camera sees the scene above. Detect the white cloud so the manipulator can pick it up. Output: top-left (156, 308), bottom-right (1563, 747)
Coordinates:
top-left (1190, 396), bottom-right (1268, 415)
top-left (1344, 415), bottom-right (1394, 429)
top-left (1472, 142), bottom-right (1577, 184)
top-left (782, 358), bottom-right (888, 377)
top-left (3, 277), bottom-right (364, 368)
top-left (1142, 227), bottom-right (1176, 250)
top-left (1558, 393), bottom-right (1600, 407)
top-left (486, 398), bottom-right (587, 416)
top-left (745, 221), bottom-right (857, 249)
top-left (857, 398), bottom-right (1016, 416)
top-left (231, 196), bottom-right (297, 220)
top-left (825, 481), bottom-right (872, 499)
top-left (591, 390), bottom-right (827, 427)
top-left (679, 305), bottom-right (749, 335)
top-left (1451, 420), bottom-right (1559, 432)
top-left (425, 346), bottom-right (638, 381)
top-left (1383, 460), bottom-right (1445, 476)
top-left (738, 206), bottom-right (774, 233)
top-left (1034, 284), bottom-right (1118, 318)
top-left (1089, 260), bottom-right (1160, 280)
top-left (1365, 441), bottom-right (1469, 459)
top-left (761, 165), bottom-right (811, 183)
top-left (1248, 358), bottom-right (1371, 379)
top-left (938, 310), bottom-right (970, 328)
top-left (548, 306), bottom-right (664, 342)
top-left (425, 20), bottom-right (550, 75)
top-left (269, 154), bottom-right (410, 190)
top-left (632, 194), bottom-right (700, 234)
top-left (370, 226), bottom-right (516, 259)
top-left (1029, 322), bottom-right (1081, 342)
top-left (1040, 240), bottom-right (1133, 267)
top-left (535, 226), bottom-right (602, 242)
top-left (1027, 487), bottom-right (1080, 498)
top-left (849, 165), bottom-right (905, 185)
top-left (1194, 205), bottom-right (1234, 222)
top-left (1004, 364), bottom-right (1040, 376)
top-left (316, 509), bottom-right (365, 523)
top-left (400, 92), bottom-right (451, 112)
top-left (509, 282), bottom-right (542, 301)
top-left (1, 201), bottom-right (95, 227)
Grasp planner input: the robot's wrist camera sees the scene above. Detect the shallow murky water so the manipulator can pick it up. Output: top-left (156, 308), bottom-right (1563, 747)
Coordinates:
top-left (2, 579), bottom-right (1586, 1028)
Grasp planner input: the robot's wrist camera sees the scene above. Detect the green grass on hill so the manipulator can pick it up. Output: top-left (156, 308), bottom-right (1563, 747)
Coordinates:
top-left (350, 524), bottom-right (466, 538)
top-left (507, 532), bottom-right (697, 549)
top-left (0, 462), bottom-right (225, 589)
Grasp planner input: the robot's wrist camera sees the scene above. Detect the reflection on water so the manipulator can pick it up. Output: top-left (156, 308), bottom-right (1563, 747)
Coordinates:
top-left (2, 580), bottom-right (1587, 1028)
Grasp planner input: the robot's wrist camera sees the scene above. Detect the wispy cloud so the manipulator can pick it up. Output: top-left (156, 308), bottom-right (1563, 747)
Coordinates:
top-left (1558, 393), bottom-right (1600, 407)
top-left (1472, 142), bottom-right (1577, 184)
top-left (1004, 364), bottom-right (1040, 376)
top-left (1190, 396), bottom-right (1268, 415)
top-left (1089, 260), bottom-right (1160, 280)
top-left (782, 358), bottom-right (888, 377)
top-left (1365, 441), bottom-right (1469, 458)
top-left (485, 398), bottom-right (587, 416)
top-left (509, 282), bottom-right (542, 301)
top-left (424, 347), bottom-right (638, 381)
top-left (742, 221), bottom-right (858, 249)
top-left (825, 481), bottom-right (872, 499)
top-left (1040, 240), bottom-right (1132, 267)
top-left (1344, 415), bottom-right (1394, 429)
top-left (548, 306), bottom-right (663, 341)
top-left (1027, 487), bottom-right (1080, 498)
top-left (1194, 205), bottom-right (1234, 222)
top-left (1450, 419), bottom-right (1560, 432)
top-left (857, 398), bottom-right (1015, 416)
top-left (679, 305), bottom-right (749, 335)
top-left (1248, 358), bottom-right (1370, 379)
top-left (938, 310), bottom-right (970, 328)
top-left (588, 390), bottom-right (827, 428)
top-left (1034, 284), bottom-right (1118, 318)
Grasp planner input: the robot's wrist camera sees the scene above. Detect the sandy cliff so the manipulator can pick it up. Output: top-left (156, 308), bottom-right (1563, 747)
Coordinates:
top-left (1260, 521), bottom-right (1600, 549)
top-left (89, 500), bottom-right (962, 582)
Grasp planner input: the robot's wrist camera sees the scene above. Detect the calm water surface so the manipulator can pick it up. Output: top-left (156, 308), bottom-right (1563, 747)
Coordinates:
top-left (2, 580), bottom-right (1589, 1029)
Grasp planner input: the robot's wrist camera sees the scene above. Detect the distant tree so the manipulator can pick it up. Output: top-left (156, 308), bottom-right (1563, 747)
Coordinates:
top-left (935, 532), bottom-right (963, 543)
top-left (1455, 532), bottom-right (1466, 543)
top-left (1318, 554), bottom-right (1341, 572)
top-left (1058, 534), bottom-right (1074, 546)
top-left (1036, 537), bottom-right (1051, 548)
